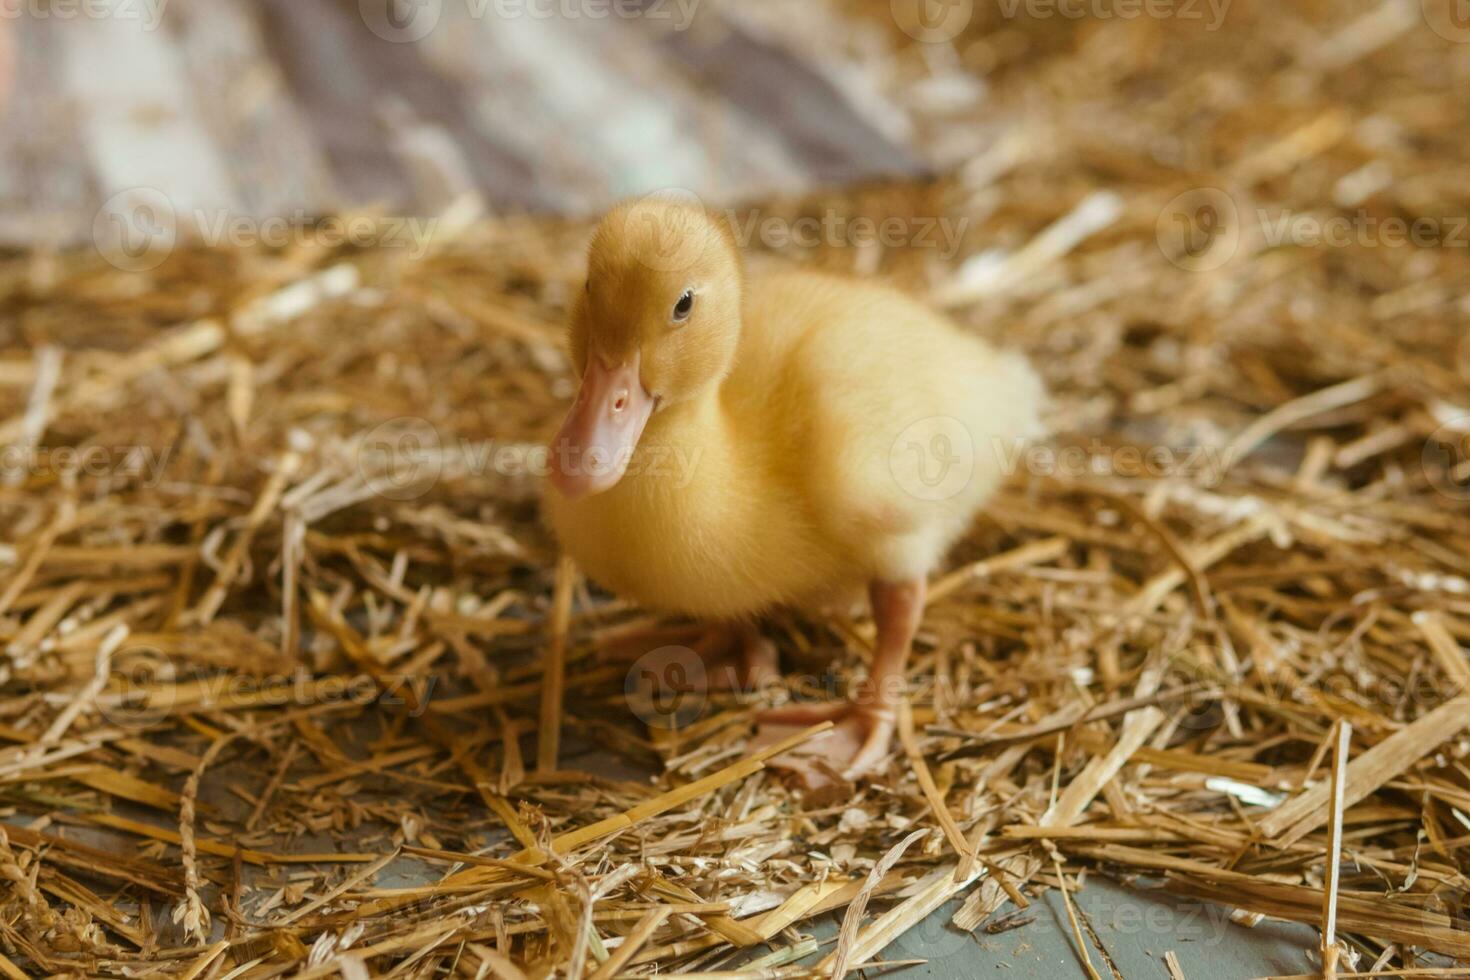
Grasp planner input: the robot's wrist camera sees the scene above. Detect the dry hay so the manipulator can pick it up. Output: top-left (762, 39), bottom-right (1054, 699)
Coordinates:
top-left (4, 2), bottom-right (1470, 977)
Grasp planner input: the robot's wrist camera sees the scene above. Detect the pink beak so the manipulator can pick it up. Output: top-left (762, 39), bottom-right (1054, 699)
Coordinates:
top-left (549, 354), bottom-right (656, 499)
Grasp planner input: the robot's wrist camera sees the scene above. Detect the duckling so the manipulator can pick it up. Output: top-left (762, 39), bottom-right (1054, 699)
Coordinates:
top-left (543, 194), bottom-right (1045, 785)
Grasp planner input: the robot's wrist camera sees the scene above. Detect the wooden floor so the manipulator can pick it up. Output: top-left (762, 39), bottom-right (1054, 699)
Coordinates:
top-left (0, 0), bottom-right (922, 245)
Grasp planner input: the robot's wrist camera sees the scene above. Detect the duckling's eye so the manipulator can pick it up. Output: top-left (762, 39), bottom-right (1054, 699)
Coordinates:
top-left (671, 289), bottom-right (695, 323)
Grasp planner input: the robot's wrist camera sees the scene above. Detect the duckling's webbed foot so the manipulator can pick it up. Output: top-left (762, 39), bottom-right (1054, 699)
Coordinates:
top-left (600, 620), bottom-right (778, 693)
top-left (756, 699), bottom-right (897, 790)
top-left (755, 578), bottom-right (924, 791)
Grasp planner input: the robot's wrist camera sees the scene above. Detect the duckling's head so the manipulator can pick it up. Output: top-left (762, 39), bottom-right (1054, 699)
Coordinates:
top-left (549, 195), bottom-right (743, 499)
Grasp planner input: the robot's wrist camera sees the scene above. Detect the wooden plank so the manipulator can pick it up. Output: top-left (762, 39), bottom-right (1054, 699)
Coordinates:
top-left (60, 0), bottom-right (238, 217)
top-left (650, 9), bottom-right (923, 186)
top-left (0, 1), bottom-right (928, 239)
top-left (254, 0), bottom-right (415, 208)
top-left (258, 0), bottom-right (552, 213)
top-left (328, 0), bottom-right (558, 212)
top-left (0, 15), bottom-right (98, 245)
top-left (425, 4), bottom-right (884, 210)
top-left (167, 0), bottom-right (338, 218)
top-left (421, 1), bottom-right (667, 212)
top-left (595, 14), bottom-right (809, 200)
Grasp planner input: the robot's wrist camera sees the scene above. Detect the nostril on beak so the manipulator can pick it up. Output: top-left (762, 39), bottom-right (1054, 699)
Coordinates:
top-left (612, 390), bottom-right (628, 413)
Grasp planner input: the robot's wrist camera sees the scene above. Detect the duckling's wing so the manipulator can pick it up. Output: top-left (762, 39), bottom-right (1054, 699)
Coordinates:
top-left (778, 279), bottom-right (1045, 581)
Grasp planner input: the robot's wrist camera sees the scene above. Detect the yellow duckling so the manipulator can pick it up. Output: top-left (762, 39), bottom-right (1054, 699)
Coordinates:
top-left (544, 195), bottom-right (1045, 784)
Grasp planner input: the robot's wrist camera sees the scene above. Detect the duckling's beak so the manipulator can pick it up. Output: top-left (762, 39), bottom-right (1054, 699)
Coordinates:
top-left (549, 354), bottom-right (656, 499)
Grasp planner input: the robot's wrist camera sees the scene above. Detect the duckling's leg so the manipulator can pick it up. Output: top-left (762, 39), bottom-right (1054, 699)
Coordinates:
top-left (757, 578), bottom-right (924, 786)
top-left (600, 620), bottom-right (779, 692)
top-left (692, 622), bottom-right (780, 692)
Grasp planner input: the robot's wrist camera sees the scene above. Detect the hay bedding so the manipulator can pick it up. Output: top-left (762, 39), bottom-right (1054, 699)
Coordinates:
top-left (3, 5), bottom-right (1470, 979)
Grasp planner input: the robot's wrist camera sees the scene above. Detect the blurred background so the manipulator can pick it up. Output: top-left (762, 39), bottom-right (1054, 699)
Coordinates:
top-left (0, 0), bottom-right (1460, 247)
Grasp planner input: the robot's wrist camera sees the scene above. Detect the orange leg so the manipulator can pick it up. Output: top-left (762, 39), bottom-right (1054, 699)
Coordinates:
top-left (757, 578), bottom-right (925, 787)
top-left (602, 619), bottom-right (779, 693)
